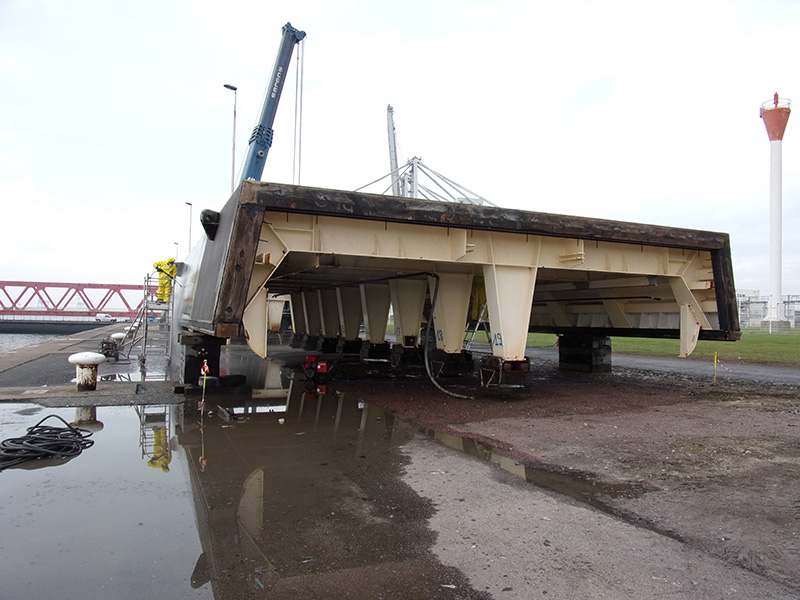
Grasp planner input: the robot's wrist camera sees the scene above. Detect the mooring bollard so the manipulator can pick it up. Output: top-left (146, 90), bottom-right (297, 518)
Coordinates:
top-left (72, 406), bottom-right (104, 432)
top-left (109, 332), bottom-right (126, 360)
top-left (68, 352), bottom-right (107, 391)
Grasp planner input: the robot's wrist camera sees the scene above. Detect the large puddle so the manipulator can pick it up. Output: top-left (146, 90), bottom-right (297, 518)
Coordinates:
top-left (0, 403), bottom-right (207, 599)
top-left (0, 371), bottom-right (491, 599)
top-left (1, 346), bottom-right (662, 599)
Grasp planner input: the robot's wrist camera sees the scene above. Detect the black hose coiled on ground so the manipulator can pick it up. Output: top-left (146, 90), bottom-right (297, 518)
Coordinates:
top-left (0, 414), bottom-right (95, 471)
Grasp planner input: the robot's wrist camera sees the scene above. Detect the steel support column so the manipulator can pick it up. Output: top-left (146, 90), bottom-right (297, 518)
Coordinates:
top-left (318, 289), bottom-right (340, 338)
top-left (389, 279), bottom-right (427, 348)
top-left (243, 286), bottom-right (269, 358)
top-left (482, 264), bottom-right (537, 361)
top-left (337, 287), bottom-right (362, 341)
top-left (360, 283), bottom-right (390, 344)
top-left (289, 292), bottom-right (307, 336)
top-left (429, 273), bottom-right (474, 354)
top-left (302, 291), bottom-right (321, 337)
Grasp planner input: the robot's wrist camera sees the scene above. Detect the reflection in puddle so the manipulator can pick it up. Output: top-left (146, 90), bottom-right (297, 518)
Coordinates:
top-left (180, 381), bottom-right (488, 598)
top-left (99, 371), bottom-right (166, 383)
top-left (2, 344), bottom-right (672, 598)
top-left (420, 427), bottom-right (673, 539)
top-left (0, 379), bottom-right (491, 599)
top-left (0, 403), bottom-right (208, 600)
top-left (100, 372), bottom-right (140, 382)
top-left (218, 347), bottom-right (666, 538)
top-left (136, 404), bottom-right (176, 471)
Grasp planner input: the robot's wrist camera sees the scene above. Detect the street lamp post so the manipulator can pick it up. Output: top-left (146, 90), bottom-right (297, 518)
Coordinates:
top-left (173, 242), bottom-right (179, 259)
top-left (224, 84), bottom-right (238, 194)
top-left (185, 202), bottom-right (192, 251)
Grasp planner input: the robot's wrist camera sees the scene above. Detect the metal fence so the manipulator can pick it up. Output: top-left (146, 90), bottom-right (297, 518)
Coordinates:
top-left (737, 294), bottom-right (799, 328)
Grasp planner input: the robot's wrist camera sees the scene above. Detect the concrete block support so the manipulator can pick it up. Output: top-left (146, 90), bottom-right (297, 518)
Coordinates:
top-left (389, 279), bottom-right (427, 347)
top-left (337, 287), bottom-right (362, 341)
top-left (360, 283), bottom-right (390, 343)
top-left (179, 334), bottom-right (224, 386)
top-left (558, 335), bottom-right (612, 373)
top-left (429, 273), bottom-right (474, 354)
top-left (482, 264), bottom-right (537, 361)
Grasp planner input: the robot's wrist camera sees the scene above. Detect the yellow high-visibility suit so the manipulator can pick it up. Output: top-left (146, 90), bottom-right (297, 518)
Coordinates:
top-left (153, 258), bottom-right (177, 302)
top-left (147, 426), bottom-right (172, 473)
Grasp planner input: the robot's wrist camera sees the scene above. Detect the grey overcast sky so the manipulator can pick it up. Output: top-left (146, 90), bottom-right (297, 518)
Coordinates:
top-left (1, 0), bottom-right (798, 295)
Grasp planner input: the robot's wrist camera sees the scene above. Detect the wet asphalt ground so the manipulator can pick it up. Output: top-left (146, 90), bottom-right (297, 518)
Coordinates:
top-left (0, 329), bottom-right (492, 599)
top-left (0, 328), bottom-right (798, 599)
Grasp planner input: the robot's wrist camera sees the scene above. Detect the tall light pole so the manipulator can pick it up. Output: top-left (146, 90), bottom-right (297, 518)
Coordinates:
top-left (185, 202), bottom-right (192, 251)
top-left (173, 242), bottom-right (179, 259)
top-left (224, 84), bottom-right (238, 194)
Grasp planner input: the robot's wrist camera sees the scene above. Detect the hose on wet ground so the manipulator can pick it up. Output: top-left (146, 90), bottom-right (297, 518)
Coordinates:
top-left (424, 273), bottom-right (474, 400)
top-left (0, 415), bottom-right (95, 471)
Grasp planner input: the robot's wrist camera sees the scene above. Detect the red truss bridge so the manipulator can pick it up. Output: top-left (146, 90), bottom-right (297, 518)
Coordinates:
top-left (0, 281), bottom-right (145, 320)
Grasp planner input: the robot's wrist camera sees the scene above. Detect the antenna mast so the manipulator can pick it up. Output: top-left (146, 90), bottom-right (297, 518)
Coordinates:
top-left (387, 105), bottom-right (401, 196)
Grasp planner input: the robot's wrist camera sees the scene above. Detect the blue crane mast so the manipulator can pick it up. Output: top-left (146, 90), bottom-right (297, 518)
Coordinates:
top-left (240, 22), bottom-right (306, 183)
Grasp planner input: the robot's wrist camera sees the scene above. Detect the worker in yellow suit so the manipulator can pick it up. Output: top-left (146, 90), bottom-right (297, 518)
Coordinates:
top-left (147, 426), bottom-right (172, 473)
top-left (153, 258), bottom-right (177, 302)
top-left (470, 278), bottom-right (487, 321)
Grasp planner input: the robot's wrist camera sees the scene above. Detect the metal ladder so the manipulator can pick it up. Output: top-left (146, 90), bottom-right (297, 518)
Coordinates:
top-left (136, 404), bottom-right (172, 469)
top-left (141, 272), bottom-right (172, 378)
top-left (115, 272), bottom-right (172, 378)
top-left (464, 302), bottom-right (491, 350)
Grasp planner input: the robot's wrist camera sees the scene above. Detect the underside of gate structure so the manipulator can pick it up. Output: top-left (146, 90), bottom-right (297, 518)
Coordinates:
top-left (175, 181), bottom-right (739, 385)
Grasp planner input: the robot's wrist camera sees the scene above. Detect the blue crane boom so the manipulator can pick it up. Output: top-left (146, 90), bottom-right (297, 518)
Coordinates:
top-left (240, 22), bottom-right (306, 183)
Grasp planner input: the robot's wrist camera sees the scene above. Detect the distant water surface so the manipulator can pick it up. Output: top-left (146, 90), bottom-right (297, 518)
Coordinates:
top-left (0, 333), bottom-right (64, 354)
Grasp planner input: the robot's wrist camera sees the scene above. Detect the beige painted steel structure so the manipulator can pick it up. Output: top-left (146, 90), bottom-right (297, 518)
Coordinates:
top-left (243, 211), bottom-right (719, 360)
top-left (178, 181), bottom-right (739, 375)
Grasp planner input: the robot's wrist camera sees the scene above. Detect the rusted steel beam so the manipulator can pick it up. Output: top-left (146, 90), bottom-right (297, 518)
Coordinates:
top-left (188, 186), bottom-right (263, 337)
top-left (710, 245), bottom-right (741, 337)
top-left (247, 181), bottom-right (732, 251)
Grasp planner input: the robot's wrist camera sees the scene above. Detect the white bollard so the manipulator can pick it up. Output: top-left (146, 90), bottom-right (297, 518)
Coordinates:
top-left (72, 406), bottom-right (104, 432)
top-left (68, 352), bottom-right (107, 391)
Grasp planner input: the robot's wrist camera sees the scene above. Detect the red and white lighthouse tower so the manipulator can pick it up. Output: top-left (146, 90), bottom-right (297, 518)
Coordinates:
top-left (760, 93), bottom-right (791, 330)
